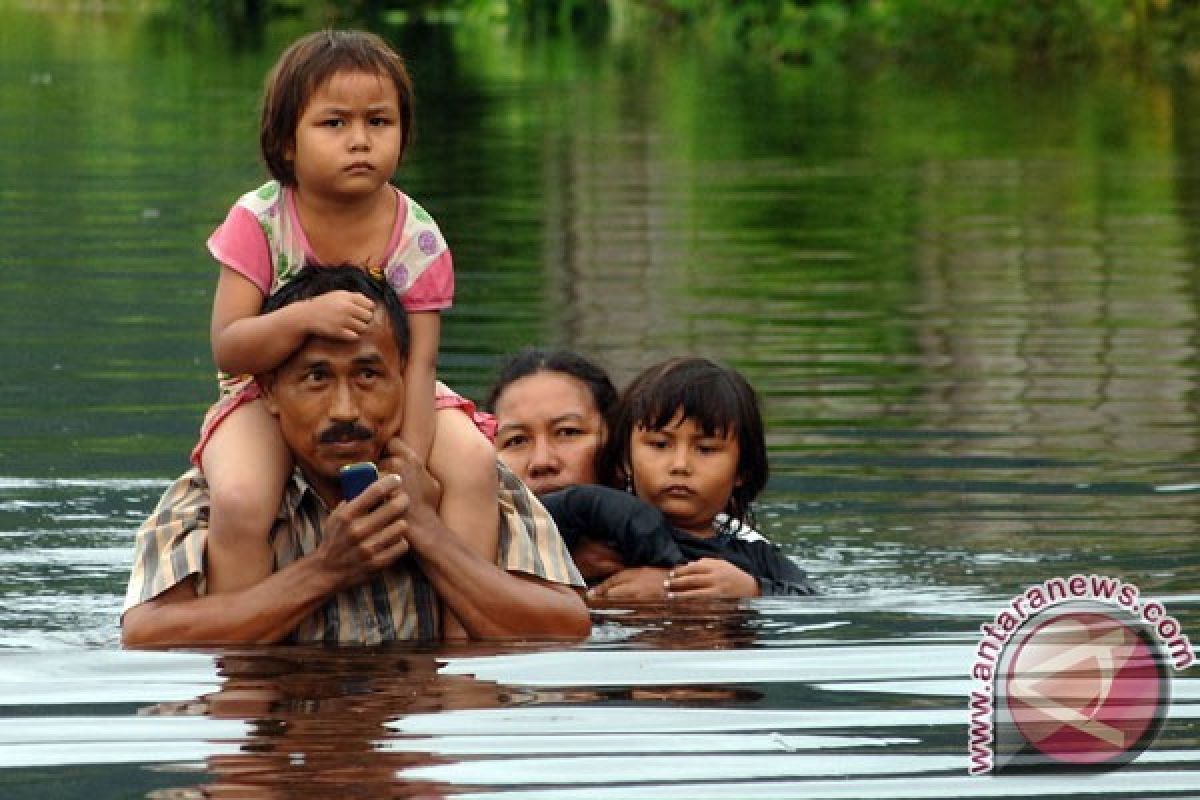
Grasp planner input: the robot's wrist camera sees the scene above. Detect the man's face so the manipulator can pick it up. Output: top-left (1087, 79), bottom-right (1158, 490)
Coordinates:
top-left (261, 309), bottom-right (404, 505)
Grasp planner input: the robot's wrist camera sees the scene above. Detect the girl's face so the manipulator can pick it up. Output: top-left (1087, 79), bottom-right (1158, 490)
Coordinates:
top-left (288, 69), bottom-right (403, 200)
top-left (628, 410), bottom-right (740, 538)
top-left (493, 371), bottom-right (607, 496)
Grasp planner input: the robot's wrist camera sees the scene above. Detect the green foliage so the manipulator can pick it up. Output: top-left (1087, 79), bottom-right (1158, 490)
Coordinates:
top-left (877, 0), bottom-right (1101, 68)
top-left (127, 0), bottom-right (1200, 74)
top-left (589, 0), bottom-right (1200, 73)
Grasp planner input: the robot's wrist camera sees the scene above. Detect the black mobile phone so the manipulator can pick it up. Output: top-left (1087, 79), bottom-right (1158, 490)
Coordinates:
top-left (339, 462), bottom-right (379, 500)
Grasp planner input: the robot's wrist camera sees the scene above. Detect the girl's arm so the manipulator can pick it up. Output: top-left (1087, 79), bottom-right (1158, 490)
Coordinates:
top-left (663, 558), bottom-right (760, 599)
top-left (400, 311), bottom-right (495, 641)
top-left (399, 311), bottom-right (440, 461)
top-left (672, 539), bottom-right (816, 598)
top-left (210, 266), bottom-right (376, 376)
top-left (746, 544), bottom-right (817, 596)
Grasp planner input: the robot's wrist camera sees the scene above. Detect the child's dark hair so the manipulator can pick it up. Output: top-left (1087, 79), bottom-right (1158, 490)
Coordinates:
top-left (260, 29), bottom-right (415, 186)
top-left (598, 357), bottom-right (768, 526)
top-left (485, 348), bottom-right (617, 419)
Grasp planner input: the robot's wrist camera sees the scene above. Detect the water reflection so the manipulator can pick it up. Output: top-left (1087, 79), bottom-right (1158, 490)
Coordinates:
top-left (110, 627), bottom-right (1194, 797)
top-left (133, 628), bottom-right (776, 799)
top-left (912, 157), bottom-right (1198, 475)
top-left (0, 597), bottom-right (1196, 797)
top-left (588, 602), bottom-right (763, 649)
top-left (141, 648), bottom-right (484, 798)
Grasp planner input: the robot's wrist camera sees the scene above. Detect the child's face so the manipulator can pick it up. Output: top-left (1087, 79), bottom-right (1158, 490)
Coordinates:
top-left (628, 410), bottom-right (740, 538)
top-left (287, 69), bottom-right (403, 199)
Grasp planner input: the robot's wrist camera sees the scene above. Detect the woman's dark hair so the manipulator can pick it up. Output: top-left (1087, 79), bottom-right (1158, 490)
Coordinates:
top-left (260, 29), bottom-right (415, 186)
top-left (598, 357), bottom-right (768, 526)
top-left (486, 348), bottom-right (617, 418)
top-left (262, 265), bottom-right (409, 357)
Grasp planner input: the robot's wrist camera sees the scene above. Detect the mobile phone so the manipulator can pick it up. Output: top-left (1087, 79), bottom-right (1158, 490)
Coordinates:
top-left (339, 462), bottom-right (379, 501)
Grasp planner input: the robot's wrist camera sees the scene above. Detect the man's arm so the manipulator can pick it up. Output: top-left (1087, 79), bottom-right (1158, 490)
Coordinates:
top-left (122, 559), bottom-right (341, 646)
top-left (121, 477), bottom-right (412, 647)
top-left (383, 443), bottom-right (591, 640)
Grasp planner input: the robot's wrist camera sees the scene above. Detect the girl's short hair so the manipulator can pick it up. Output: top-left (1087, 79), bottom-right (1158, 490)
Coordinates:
top-left (486, 348), bottom-right (617, 420)
top-left (598, 357), bottom-right (768, 525)
top-left (260, 29), bottom-right (415, 186)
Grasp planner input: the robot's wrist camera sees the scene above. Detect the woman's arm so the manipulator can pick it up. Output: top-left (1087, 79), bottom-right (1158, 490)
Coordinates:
top-left (210, 267), bottom-right (376, 376)
top-left (398, 311), bottom-right (440, 461)
top-left (662, 558), bottom-right (760, 599)
top-left (542, 485), bottom-right (687, 567)
top-left (728, 537), bottom-right (816, 597)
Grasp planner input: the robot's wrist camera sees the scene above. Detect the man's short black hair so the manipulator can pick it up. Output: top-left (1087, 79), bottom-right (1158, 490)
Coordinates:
top-left (261, 266), bottom-right (410, 359)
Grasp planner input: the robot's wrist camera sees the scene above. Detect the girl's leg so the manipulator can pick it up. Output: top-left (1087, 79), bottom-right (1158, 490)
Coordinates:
top-left (200, 398), bottom-right (293, 594)
top-left (427, 407), bottom-right (500, 640)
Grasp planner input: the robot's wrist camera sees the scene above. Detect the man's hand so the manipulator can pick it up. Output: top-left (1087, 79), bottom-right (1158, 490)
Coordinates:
top-left (571, 539), bottom-right (627, 582)
top-left (378, 439), bottom-right (442, 540)
top-left (121, 471), bottom-right (414, 649)
top-left (319, 473), bottom-right (411, 589)
top-left (664, 558), bottom-right (760, 599)
top-left (588, 566), bottom-right (671, 603)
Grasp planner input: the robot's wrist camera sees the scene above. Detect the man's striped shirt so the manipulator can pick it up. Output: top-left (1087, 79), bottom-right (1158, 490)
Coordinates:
top-left (123, 460), bottom-right (584, 644)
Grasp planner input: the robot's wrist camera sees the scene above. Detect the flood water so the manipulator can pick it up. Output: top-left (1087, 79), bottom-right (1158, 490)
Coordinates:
top-left (1, 4), bottom-right (1198, 798)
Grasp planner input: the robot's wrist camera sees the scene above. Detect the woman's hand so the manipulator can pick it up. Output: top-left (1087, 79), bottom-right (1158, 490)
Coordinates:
top-left (664, 558), bottom-right (759, 599)
top-left (588, 566), bottom-right (670, 603)
top-left (571, 539), bottom-right (627, 582)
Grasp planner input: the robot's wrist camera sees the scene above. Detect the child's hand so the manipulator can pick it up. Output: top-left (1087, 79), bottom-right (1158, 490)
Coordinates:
top-left (587, 566), bottom-right (670, 603)
top-left (665, 558), bottom-right (760, 599)
top-left (304, 291), bottom-right (376, 340)
top-left (571, 539), bottom-right (627, 582)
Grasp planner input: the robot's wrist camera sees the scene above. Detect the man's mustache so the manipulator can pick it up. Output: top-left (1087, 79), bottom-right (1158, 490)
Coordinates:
top-left (317, 421), bottom-right (374, 444)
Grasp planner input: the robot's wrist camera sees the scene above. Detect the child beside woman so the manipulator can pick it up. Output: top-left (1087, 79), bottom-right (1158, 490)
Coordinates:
top-left (489, 351), bottom-right (814, 600)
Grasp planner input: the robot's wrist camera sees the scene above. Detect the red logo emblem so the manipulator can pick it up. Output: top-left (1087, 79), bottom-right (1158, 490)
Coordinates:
top-left (998, 606), bottom-right (1168, 770)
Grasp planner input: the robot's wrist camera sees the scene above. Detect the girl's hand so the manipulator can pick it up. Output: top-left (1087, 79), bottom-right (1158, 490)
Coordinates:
top-left (303, 291), bottom-right (376, 340)
top-left (587, 566), bottom-right (670, 603)
top-left (571, 539), bottom-right (627, 582)
top-left (664, 558), bottom-right (760, 599)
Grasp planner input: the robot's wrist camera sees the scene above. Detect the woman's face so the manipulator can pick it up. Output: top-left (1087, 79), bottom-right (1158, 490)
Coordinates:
top-left (493, 371), bottom-right (606, 496)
